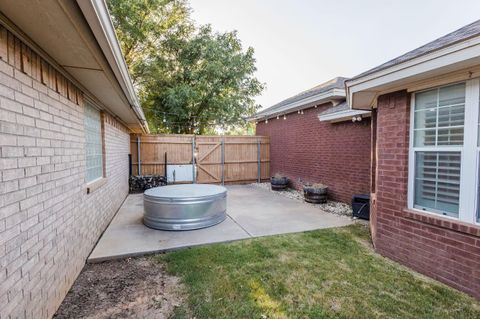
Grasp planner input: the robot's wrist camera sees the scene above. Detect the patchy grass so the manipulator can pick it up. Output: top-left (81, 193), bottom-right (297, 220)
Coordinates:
top-left (158, 224), bottom-right (480, 319)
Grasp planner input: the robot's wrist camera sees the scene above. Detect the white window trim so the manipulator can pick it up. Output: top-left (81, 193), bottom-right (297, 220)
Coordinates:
top-left (408, 78), bottom-right (480, 225)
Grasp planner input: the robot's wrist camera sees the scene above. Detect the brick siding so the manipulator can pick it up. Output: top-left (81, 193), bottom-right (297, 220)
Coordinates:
top-left (374, 90), bottom-right (480, 299)
top-left (256, 104), bottom-right (371, 203)
top-left (0, 31), bottom-right (130, 318)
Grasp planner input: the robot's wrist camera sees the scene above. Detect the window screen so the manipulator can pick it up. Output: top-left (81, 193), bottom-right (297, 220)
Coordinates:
top-left (414, 83), bottom-right (465, 147)
top-left (414, 152), bottom-right (461, 216)
top-left (412, 83), bottom-right (465, 217)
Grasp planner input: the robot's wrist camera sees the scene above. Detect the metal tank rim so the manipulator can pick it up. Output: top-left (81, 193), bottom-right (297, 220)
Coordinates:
top-left (143, 184), bottom-right (228, 231)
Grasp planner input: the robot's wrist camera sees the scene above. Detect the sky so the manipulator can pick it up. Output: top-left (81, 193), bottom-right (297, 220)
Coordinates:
top-left (189, 0), bottom-right (480, 109)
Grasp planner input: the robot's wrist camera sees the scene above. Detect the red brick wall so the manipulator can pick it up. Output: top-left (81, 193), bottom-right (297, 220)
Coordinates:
top-left (256, 104), bottom-right (371, 203)
top-left (374, 90), bottom-right (480, 299)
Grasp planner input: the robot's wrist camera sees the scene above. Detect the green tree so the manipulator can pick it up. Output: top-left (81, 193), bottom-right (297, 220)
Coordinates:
top-left (108, 0), bottom-right (264, 134)
top-left (108, 0), bottom-right (193, 86)
top-left (144, 25), bottom-right (264, 134)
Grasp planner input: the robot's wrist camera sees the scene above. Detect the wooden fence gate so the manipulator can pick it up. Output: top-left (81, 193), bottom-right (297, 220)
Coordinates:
top-left (130, 134), bottom-right (270, 184)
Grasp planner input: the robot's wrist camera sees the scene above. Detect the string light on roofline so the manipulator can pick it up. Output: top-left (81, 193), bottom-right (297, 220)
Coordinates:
top-left (283, 114), bottom-right (286, 120)
top-left (276, 115), bottom-right (280, 120)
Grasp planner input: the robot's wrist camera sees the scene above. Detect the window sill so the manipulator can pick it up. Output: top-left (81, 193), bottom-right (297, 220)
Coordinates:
top-left (86, 177), bottom-right (107, 194)
top-left (401, 208), bottom-right (480, 237)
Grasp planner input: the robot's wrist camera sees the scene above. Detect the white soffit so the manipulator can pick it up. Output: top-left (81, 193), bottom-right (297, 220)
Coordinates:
top-left (0, 0), bottom-right (148, 133)
top-left (76, 0), bottom-right (147, 132)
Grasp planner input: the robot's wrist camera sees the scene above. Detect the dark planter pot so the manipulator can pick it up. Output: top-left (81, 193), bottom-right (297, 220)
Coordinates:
top-left (271, 176), bottom-right (289, 191)
top-left (303, 186), bottom-right (328, 204)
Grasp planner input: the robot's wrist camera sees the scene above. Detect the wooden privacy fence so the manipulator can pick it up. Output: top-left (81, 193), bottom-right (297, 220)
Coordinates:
top-left (130, 134), bottom-right (270, 184)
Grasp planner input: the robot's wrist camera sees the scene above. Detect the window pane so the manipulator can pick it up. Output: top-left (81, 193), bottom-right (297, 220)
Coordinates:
top-left (84, 103), bottom-right (103, 182)
top-left (415, 89), bottom-right (437, 110)
top-left (438, 103), bottom-right (464, 127)
top-left (414, 129), bottom-right (436, 146)
top-left (437, 127), bottom-right (464, 145)
top-left (414, 108), bottom-right (436, 129)
top-left (439, 83), bottom-right (465, 107)
top-left (414, 83), bottom-right (465, 147)
top-left (414, 151), bottom-right (460, 217)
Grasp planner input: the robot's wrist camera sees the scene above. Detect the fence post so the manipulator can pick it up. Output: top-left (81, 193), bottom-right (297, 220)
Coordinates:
top-left (257, 138), bottom-right (261, 183)
top-left (192, 136), bottom-right (196, 184)
top-left (137, 135), bottom-right (141, 175)
top-left (221, 137), bottom-right (225, 185)
top-left (164, 152), bottom-right (167, 178)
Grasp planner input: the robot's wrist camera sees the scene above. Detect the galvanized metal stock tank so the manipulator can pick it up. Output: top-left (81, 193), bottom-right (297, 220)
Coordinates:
top-left (143, 184), bottom-right (227, 230)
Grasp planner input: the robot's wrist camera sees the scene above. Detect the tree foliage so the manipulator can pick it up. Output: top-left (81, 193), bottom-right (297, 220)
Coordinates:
top-left (108, 0), bottom-right (193, 86)
top-left (108, 0), bottom-right (264, 134)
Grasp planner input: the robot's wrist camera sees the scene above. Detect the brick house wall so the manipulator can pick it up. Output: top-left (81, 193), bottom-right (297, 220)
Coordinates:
top-left (256, 104), bottom-right (371, 203)
top-left (373, 90), bottom-right (480, 299)
top-left (0, 30), bottom-right (130, 318)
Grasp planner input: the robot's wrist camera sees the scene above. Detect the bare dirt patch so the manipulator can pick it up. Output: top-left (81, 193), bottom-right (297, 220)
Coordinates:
top-left (54, 257), bottom-right (185, 319)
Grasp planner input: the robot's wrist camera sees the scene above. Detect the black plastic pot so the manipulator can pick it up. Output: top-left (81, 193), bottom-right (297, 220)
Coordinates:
top-left (303, 185), bottom-right (328, 203)
top-left (271, 176), bottom-right (289, 191)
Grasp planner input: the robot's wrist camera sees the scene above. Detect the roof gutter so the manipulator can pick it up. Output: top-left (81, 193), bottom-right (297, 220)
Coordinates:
top-left (318, 109), bottom-right (370, 122)
top-left (251, 88), bottom-right (345, 121)
top-left (76, 0), bottom-right (149, 133)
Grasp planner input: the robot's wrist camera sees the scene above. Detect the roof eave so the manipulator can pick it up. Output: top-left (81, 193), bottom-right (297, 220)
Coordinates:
top-left (251, 88), bottom-right (345, 121)
top-left (346, 35), bottom-right (480, 110)
top-left (76, 0), bottom-right (149, 133)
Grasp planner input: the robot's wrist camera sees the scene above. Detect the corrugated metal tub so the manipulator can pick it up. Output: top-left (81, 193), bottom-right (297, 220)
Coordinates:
top-left (143, 184), bottom-right (227, 230)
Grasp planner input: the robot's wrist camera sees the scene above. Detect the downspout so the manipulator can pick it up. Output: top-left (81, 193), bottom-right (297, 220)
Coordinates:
top-left (137, 136), bottom-right (141, 175)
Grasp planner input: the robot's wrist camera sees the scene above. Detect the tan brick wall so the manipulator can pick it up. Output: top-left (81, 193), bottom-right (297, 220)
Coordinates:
top-left (0, 31), bottom-right (130, 318)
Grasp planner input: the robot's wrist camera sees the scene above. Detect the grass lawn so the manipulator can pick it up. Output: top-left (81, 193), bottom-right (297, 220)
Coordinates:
top-left (159, 224), bottom-right (480, 319)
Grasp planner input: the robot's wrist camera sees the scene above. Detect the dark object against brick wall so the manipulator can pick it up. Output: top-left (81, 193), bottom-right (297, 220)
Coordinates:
top-left (374, 90), bottom-right (480, 299)
top-left (256, 104), bottom-right (371, 203)
top-left (129, 175), bottom-right (167, 193)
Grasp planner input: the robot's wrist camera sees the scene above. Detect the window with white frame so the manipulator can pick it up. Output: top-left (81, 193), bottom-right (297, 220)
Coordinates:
top-left (409, 79), bottom-right (480, 224)
top-left (478, 90), bottom-right (480, 223)
top-left (84, 102), bottom-right (104, 183)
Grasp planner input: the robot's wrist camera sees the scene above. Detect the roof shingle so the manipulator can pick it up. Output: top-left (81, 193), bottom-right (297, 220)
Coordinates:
top-left (256, 77), bottom-right (348, 117)
top-left (318, 101), bottom-right (349, 116)
top-left (350, 19), bottom-right (480, 80)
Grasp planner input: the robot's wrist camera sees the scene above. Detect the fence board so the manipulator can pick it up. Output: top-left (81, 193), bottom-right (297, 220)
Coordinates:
top-left (131, 134), bottom-right (270, 184)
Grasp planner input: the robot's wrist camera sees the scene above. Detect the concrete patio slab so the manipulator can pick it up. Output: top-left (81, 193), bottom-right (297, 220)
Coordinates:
top-left (88, 185), bottom-right (352, 262)
top-left (227, 185), bottom-right (352, 236)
